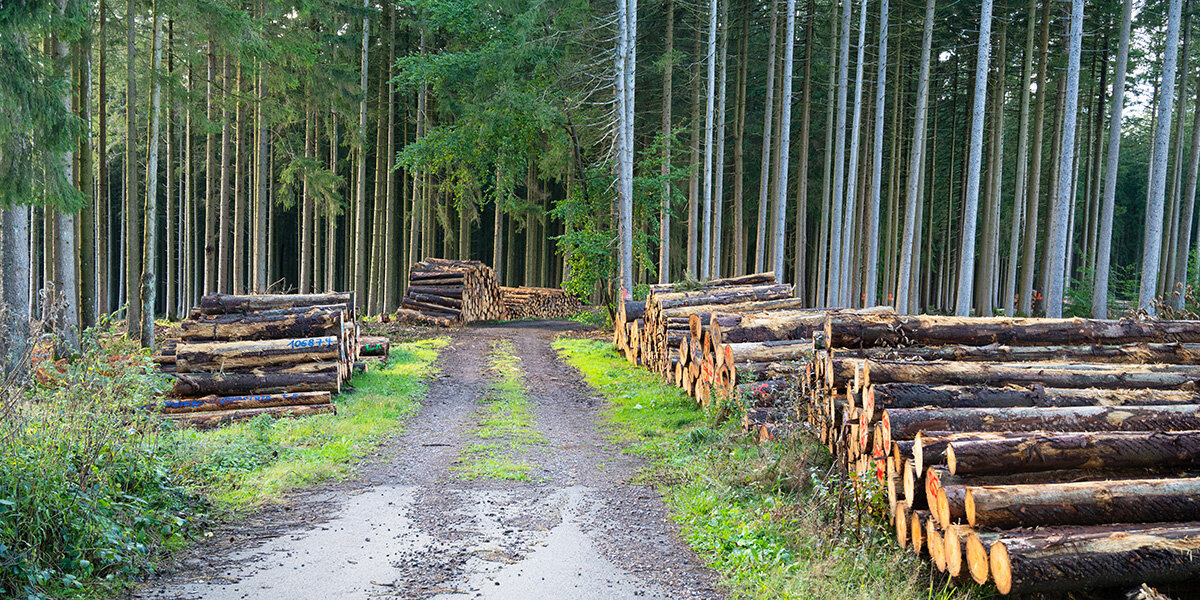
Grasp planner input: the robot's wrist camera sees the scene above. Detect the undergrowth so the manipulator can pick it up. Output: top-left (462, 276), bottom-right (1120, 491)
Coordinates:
top-left (0, 329), bottom-right (446, 600)
top-left (455, 338), bottom-right (543, 480)
top-left (554, 337), bottom-right (986, 600)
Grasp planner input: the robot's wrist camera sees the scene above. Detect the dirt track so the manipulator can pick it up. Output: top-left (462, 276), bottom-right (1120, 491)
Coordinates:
top-left (131, 321), bottom-right (725, 600)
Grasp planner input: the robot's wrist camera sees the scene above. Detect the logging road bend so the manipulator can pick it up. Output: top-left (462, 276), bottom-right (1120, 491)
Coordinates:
top-left (133, 321), bottom-right (724, 600)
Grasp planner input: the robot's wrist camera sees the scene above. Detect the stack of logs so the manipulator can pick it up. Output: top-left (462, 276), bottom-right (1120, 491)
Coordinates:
top-left (500, 286), bottom-right (585, 320)
top-left (397, 258), bottom-right (505, 326)
top-left (616, 292), bottom-right (1200, 596)
top-left (154, 292), bottom-right (360, 428)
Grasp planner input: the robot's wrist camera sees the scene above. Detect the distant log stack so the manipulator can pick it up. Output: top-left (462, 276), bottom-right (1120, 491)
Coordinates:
top-left (614, 293), bottom-right (1200, 595)
top-left (500, 286), bottom-right (585, 320)
top-left (155, 292), bottom-right (361, 428)
top-left (397, 258), bottom-right (504, 325)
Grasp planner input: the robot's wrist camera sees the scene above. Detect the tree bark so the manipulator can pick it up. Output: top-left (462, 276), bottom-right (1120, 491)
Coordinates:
top-left (947, 431), bottom-right (1200, 476)
top-left (1043, 0), bottom-right (1084, 318)
top-left (1019, 0), bottom-right (1052, 316)
top-left (954, 0), bottom-right (993, 315)
top-left (140, 2), bottom-right (163, 348)
top-left (354, 0), bottom-right (370, 310)
top-left (754, 1), bottom-right (779, 275)
top-left (896, 0), bottom-right (934, 314)
top-left (1140, 0), bottom-right (1185, 314)
top-left (125, 0), bottom-right (141, 336)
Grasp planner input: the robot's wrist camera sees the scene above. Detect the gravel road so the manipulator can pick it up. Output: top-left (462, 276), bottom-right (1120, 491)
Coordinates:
top-left (131, 321), bottom-right (725, 600)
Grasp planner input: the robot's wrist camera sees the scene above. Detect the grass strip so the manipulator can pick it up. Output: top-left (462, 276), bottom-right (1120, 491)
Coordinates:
top-left (455, 339), bottom-right (544, 480)
top-left (554, 337), bottom-right (987, 600)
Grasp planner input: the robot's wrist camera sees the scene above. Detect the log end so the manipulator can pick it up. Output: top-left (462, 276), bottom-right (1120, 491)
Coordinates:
top-left (944, 527), bottom-right (964, 577)
top-left (964, 488), bottom-right (976, 527)
top-left (894, 504), bottom-right (909, 549)
top-left (946, 443), bottom-right (958, 475)
top-left (965, 533), bottom-right (990, 585)
top-left (927, 520), bottom-right (946, 572)
top-left (910, 511), bottom-right (926, 555)
top-left (989, 540), bottom-right (1013, 595)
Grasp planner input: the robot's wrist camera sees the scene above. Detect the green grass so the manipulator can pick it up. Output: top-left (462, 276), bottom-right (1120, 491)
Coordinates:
top-left (553, 338), bottom-right (987, 600)
top-left (455, 339), bottom-right (543, 480)
top-left (169, 337), bottom-right (448, 507)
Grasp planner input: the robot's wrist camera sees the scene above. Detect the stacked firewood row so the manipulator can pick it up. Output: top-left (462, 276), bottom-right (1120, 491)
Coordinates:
top-left (616, 295), bottom-right (1200, 596)
top-left (397, 258), bottom-right (504, 326)
top-left (500, 286), bottom-right (585, 320)
top-left (155, 292), bottom-right (360, 428)
top-left (802, 313), bottom-right (1200, 597)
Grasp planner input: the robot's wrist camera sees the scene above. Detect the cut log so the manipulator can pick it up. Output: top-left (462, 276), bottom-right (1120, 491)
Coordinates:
top-left (653, 284), bottom-right (793, 311)
top-left (175, 336), bottom-right (343, 372)
top-left (721, 340), bottom-right (814, 365)
top-left (199, 292), bottom-right (352, 314)
top-left (857, 359), bottom-right (1200, 390)
top-left (165, 403), bottom-right (337, 429)
top-left (647, 271), bottom-right (777, 293)
top-left (870, 382), bottom-right (1200, 410)
top-left (883, 405), bottom-right (1200, 446)
top-left (836, 341), bottom-right (1200, 364)
top-left (158, 391), bottom-right (332, 414)
top-left (170, 371), bottom-right (341, 396)
top-left (910, 509), bottom-right (932, 555)
top-left (713, 309), bottom-right (830, 344)
top-left (395, 308), bottom-right (455, 327)
top-left (947, 431), bottom-right (1200, 476)
top-left (358, 336), bottom-right (391, 357)
top-left (965, 477), bottom-right (1200, 528)
top-left (825, 313), bottom-right (1200, 348)
top-left (180, 306), bottom-right (344, 341)
top-left (989, 522), bottom-right (1200, 594)
top-left (915, 431), bottom-right (1040, 473)
top-left (964, 531), bottom-right (1003, 585)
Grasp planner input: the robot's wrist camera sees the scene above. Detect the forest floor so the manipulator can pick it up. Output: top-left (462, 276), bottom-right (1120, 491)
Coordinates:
top-left (127, 321), bottom-right (725, 600)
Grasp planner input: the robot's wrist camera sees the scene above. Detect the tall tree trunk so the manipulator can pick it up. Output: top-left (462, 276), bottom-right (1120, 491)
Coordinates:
top-left (204, 45), bottom-right (217, 295)
top-left (979, 17), bottom-right (1006, 316)
top-left (616, 0), bottom-right (637, 295)
top-left (711, 0), bottom-right (730, 279)
top-left (97, 0), bottom-right (109, 315)
top-left (218, 54), bottom-right (232, 293)
top-left (863, 0), bottom-right (888, 306)
top-left (954, 0), bottom-right (993, 315)
top-left (165, 21), bottom-right (175, 319)
top-left (255, 60), bottom-right (269, 292)
top-left (1165, 7), bottom-right (1194, 298)
top-left (327, 107), bottom-right (338, 292)
top-left (794, 0), bottom-right (814, 299)
top-left (125, 0), bottom-right (141, 336)
top-left (1093, 0), bottom-right (1132, 317)
top-left (817, 10), bottom-right (837, 305)
top-left (1140, 0), bottom-right (1184, 314)
top-left (897, 0), bottom-right (935, 314)
top-left (732, 0), bottom-right (747, 276)
top-left (52, 0), bottom-right (79, 355)
top-left (771, 0), bottom-right (796, 281)
top-left (79, 6), bottom-right (96, 328)
top-left (659, 0), bottom-right (674, 284)
top-left (2, 206), bottom-right (31, 376)
top-left (754, 1), bottom-right (779, 275)
top-left (383, 3), bottom-right (398, 310)
top-left (828, 0), bottom-right (852, 306)
top-left (1005, 0), bottom-right (1037, 316)
top-left (233, 63), bottom-right (246, 294)
top-left (700, 0), bottom-right (718, 279)
top-left (302, 105), bottom-right (314, 294)
top-left (354, 2), bottom-right (370, 309)
top-left (140, 2), bottom-right (163, 348)
top-left (1020, 0), bottom-right (1052, 315)
top-left (688, 24), bottom-right (701, 279)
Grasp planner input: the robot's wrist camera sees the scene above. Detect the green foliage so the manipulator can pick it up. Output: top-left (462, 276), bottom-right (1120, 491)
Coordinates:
top-left (555, 338), bottom-right (984, 600)
top-left (0, 331), bottom-right (187, 600)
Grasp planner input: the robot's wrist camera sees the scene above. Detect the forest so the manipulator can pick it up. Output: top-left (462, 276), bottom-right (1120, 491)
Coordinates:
top-left (0, 0), bottom-right (1195, 362)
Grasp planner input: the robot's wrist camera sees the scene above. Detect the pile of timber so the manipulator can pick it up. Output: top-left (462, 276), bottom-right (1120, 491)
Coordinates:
top-left (802, 313), bottom-right (1200, 596)
top-left (397, 258), bottom-right (504, 326)
top-left (154, 292), bottom-right (359, 428)
top-left (500, 286), bottom-right (585, 320)
top-left (616, 297), bottom-right (1200, 595)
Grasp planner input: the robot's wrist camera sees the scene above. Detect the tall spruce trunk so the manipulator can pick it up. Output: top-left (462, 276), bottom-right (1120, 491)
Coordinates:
top-left (754, 1), bottom-right (779, 274)
top-left (140, 3), bottom-right (163, 348)
top-left (954, 0), bottom-right (993, 315)
top-left (828, 0), bottom-right (852, 306)
top-left (255, 65), bottom-right (269, 291)
top-left (897, 0), bottom-right (935, 314)
top-left (772, 0), bottom-right (797, 281)
top-left (699, 0), bottom-right (718, 279)
top-left (711, 0), bottom-right (730, 279)
top-left (817, 11), bottom-right (836, 305)
top-left (204, 45), bottom-right (217, 295)
top-left (837, 0), bottom-right (868, 304)
top-left (125, 0), bottom-right (141, 335)
top-left (659, 0), bottom-right (674, 284)
top-left (1005, 0), bottom-right (1037, 316)
top-left (233, 64), bottom-right (246, 294)
top-left (79, 9), bottom-right (96, 328)
top-left (51, 0), bottom-right (79, 355)
top-left (1094, 0), bottom-right (1128, 319)
top-left (864, 0), bottom-right (888, 306)
top-left (165, 22), bottom-right (175, 319)
top-left (97, 0), bottom-right (108, 315)
top-left (733, 0), bottom-right (747, 276)
top-left (1020, 0), bottom-right (1051, 315)
top-left (218, 54), bottom-right (232, 293)
top-left (354, 0), bottom-right (370, 309)
top-left (2, 206), bottom-right (31, 376)
top-left (794, 0), bottom-right (814, 299)
top-left (383, 4), bottom-right (398, 310)
top-left (1173, 61), bottom-right (1200, 311)
top-left (1140, 0), bottom-right (1184, 314)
